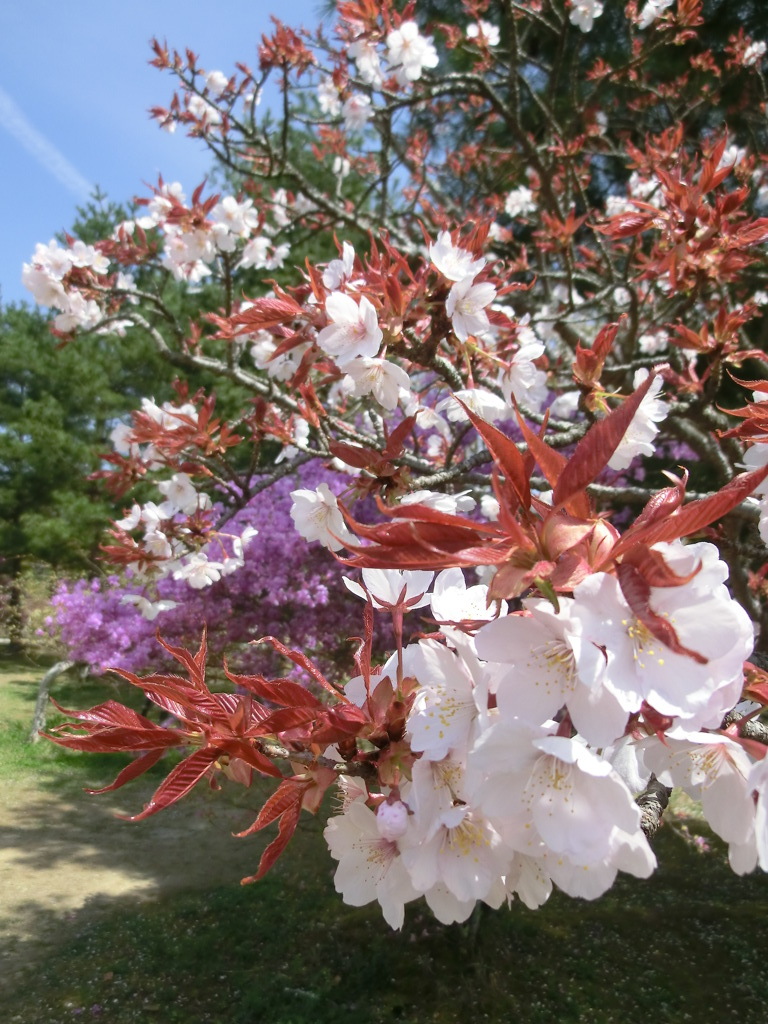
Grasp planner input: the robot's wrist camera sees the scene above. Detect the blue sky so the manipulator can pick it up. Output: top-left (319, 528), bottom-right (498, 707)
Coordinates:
top-left (0, 0), bottom-right (324, 308)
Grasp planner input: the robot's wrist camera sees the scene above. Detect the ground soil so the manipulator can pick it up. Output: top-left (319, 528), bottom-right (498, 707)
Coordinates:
top-left (0, 768), bottom-right (265, 991)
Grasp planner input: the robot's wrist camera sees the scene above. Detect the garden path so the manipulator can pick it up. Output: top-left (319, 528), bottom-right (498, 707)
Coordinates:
top-left (0, 770), bottom-right (263, 990)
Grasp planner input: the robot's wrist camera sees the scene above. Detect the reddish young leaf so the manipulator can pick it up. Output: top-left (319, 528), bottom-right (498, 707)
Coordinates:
top-left (254, 636), bottom-right (343, 699)
top-left (230, 296), bottom-right (303, 332)
top-left (328, 440), bottom-right (378, 469)
top-left (86, 749), bottom-right (167, 795)
top-left (224, 668), bottom-right (324, 709)
top-left (723, 730), bottom-right (768, 762)
top-left (383, 414), bottom-right (418, 459)
top-left (223, 739), bottom-right (284, 777)
top-left (122, 747), bottom-right (222, 821)
top-left (109, 670), bottom-right (223, 721)
top-left (45, 726), bottom-right (181, 753)
top-left (622, 463), bottom-right (768, 549)
top-left (310, 702), bottom-right (369, 744)
top-left (459, 402), bottom-right (531, 510)
top-left (744, 663), bottom-right (768, 705)
top-left (155, 630), bottom-right (209, 688)
top-left (628, 472), bottom-right (688, 533)
top-left (596, 211), bottom-right (655, 239)
top-left (240, 795), bottom-right (304, 884)
top-left (515, 410), bottom-right (567, 489)
top-left (235, 778), bottom-right (309, 837)
top-left (253, 705), bottom-right (320, 735)
top-left (48, 698), bottom-right (165, 732)
top-left (618, 544), bottom-right (701, 588)
top-left (552, 371), bottom-right (660, 509)
top-left (515, 412), bottom-right (592, 519)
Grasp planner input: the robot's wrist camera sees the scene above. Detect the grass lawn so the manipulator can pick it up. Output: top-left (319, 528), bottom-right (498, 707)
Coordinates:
top-left (3, 653), bottom-right (768, 1024)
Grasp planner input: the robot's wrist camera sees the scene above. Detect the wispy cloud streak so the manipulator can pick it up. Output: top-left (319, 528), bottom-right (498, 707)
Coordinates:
top-left (0, 86), bottom-right (93, 200)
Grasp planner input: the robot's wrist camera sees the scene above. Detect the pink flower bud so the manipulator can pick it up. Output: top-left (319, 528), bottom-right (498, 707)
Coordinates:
top-left (376, 799), bottom-right (409, 841)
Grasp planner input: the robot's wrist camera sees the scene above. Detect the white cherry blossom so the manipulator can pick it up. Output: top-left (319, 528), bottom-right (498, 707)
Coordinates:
top-left (607, 369), bottom-right (668, 471)
top-left (406, 640), bottom-right (488, 762)
top-left (400, 802), bottom-right (505, 905)
top-left (466, 21), bottom-right (500, 46)
top-left (290, 483), bottom-right (354, 551)
top-left (172, 553), bottom-right (224, 588)
top-left (429, 231), bottom-right (486, 282)
top-left (205, 70), bottom-right (229, 97)
top-left (348, 38), bottom-right (384, 86)
top-left (324, 800), bottom-right (419, 930)
top-left (386, 21), bottom-right (439, 84)
top-left (744, 41), bottom-right (767, 67)
top-left (637, 0), bottom-right (674, 30)
top-left (157, 472), bottom-right (205, 516)
top-left (645, 729), bottom-right (757, 872)
top-left (317, 76), bottom-right (343, 116)
top-left (446, 276), bottom-right (496, 341)
top-left (569, 0), bottom-right (604, 32)
top-left (570, 542), bottom-right (754, 728)
top-left (476, 599), bottom-right (629, 748)
top-left (341, 93), bottom-right (372, 132)
top-left (322, 241), bottom-right (356, 291)
top-left (504, 186), bottom-right (536, 218)
top-left (343, 568), bottom-right (434, 610)
top-left (430, 567), bottom-right (501, 625)
top-left (120, 594), bottom-right (178, 621)
top-left (499, 340), bottom-right (548, 412)
top-left (436, 388), bottom-right (508, 424)
top-left (400, 491), bottom-right (476, 516)
top-left (342, 357), bottom-right (411, 410)
top-left (317, 292), bottom-right (382, 363)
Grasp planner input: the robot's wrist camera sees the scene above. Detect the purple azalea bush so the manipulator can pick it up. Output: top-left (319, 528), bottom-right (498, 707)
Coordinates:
top-left (47, 464), bottom-right (388, 678)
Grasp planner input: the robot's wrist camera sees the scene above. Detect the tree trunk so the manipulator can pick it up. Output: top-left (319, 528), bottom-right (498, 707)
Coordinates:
top-left (28, 660), bottom-right (78, 743)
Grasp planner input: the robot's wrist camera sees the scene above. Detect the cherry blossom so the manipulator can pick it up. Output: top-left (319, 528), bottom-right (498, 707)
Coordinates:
top-left (322, 241), bottom-right (356, 291)
top-left (347, 37), bottom-right (384, 87)
top-left (406, 640), bottom-right (488, 762)
top-left (429, 567), bottom-right (500, 626)
top-left (569, 0), bottom-right (604, 32)
top-left (289, 483), bottom-right (354, 552)
top-left (341, 93), bottom-right (372, 132)
top-left (429, 231), bottom-right (486, 282)
top-left (324, 800), bottom-right (419, 930)
top-left (445, 276), bottom-right (496, 342)
top-left (476, 599), bottom-right (629, 748)
top-left (499, 340), bottom-right (548, 412)
top-left (743, 41), bottom-right (767, 67)
top-left (607, 369), bottom-right (668, 471)
top-left (342, 356), bottom-right (411, 410)
top-left (343, 568), bottom-right (434, 611)
top-left (570, 542), bottom-right (754, 728)
top-left (172, 553), bottom-right (224, 589)
top-left (504, 186), bottom-right (536, 218)
top-left (317, 292), bottom-right (382, 363)
top-left (644, 730), bottom-right (757, 872)
top-left (637, 0), bottom-right (674, 30)
top-left (466, 21), bottom-right (500, 47)
top-left (386, 21), bottom-right (439, 84)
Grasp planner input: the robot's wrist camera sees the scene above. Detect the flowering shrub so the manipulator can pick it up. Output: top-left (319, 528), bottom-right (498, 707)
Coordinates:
top-left (28, 0), bottom-right (768, 927)
top-left (48, 464), bottom-right (387, 678)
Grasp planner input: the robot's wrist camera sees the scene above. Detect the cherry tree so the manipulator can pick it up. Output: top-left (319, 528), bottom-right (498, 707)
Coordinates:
top-left (26, 0), bottom-right (768, 926)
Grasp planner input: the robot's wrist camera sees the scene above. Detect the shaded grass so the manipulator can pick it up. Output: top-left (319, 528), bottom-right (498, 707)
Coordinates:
top-left (5, 824), bottom-right (768, 1024)
top-left (3, 653), bottom-right (768, 1023)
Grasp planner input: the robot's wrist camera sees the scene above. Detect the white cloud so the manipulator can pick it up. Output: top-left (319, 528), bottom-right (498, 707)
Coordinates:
top-left (0, 85), bottom-right (92, 200)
